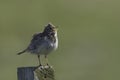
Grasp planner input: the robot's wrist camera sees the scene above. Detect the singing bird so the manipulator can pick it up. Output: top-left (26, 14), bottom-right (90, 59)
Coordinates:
top-left (17, 23), bottom-right (58, 66)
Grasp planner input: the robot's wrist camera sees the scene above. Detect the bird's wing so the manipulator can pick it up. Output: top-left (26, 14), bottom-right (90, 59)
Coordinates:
top-left (32, 33), bottom-right (42, 41)
top-left (27, 33), bottom-right (45, 51)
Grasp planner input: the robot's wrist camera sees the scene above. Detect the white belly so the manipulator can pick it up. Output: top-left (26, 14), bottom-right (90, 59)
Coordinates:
top-left (35, 36), bottom-right (58, 55)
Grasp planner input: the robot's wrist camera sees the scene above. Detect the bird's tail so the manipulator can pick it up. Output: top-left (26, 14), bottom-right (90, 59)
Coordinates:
top-left (17, 49), bottom-right (27, 55)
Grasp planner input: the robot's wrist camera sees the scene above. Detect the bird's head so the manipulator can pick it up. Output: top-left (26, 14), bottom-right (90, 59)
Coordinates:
top-left (43, 23), bottom-right (58, 36)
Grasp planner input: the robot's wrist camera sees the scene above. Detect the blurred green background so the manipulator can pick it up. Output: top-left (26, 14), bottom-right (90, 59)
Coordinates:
top-left (0, 0), bottom-right (120, 80)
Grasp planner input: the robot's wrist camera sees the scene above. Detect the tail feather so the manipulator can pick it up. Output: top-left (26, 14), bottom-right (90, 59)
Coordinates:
top-left (17, 49), bottom-right (27, 55)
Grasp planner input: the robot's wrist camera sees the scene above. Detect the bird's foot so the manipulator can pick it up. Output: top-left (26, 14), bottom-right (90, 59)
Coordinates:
top-left (38, 65), bottom-right (46, 70)
top-left (39, 64), bottom-right (42, 66)
top-left (37, 64), bottom-right (43, 68)
top-left (46, 63), bottom-right (51, 68)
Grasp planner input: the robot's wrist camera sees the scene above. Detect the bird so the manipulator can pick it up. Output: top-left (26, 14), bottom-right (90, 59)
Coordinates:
top-left (17, 23), bottom-right (58, 66)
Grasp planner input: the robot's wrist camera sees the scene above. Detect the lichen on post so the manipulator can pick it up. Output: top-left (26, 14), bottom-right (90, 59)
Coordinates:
top-left (34, 65), bottom-right (55, 80)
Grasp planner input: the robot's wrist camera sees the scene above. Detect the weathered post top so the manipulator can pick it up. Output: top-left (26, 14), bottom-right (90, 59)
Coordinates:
top-left (17, 66), bottom-right (55, 80)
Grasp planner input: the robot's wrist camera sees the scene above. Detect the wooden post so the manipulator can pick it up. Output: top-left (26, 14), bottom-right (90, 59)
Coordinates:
top-left (17, 67), bottom-right (36, 80)
top-left (17, 66), bottom-right (55, 80)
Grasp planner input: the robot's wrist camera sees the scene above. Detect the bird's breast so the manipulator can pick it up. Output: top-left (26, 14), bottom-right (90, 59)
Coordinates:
top-left (38, 37), bottom-right (58, 55)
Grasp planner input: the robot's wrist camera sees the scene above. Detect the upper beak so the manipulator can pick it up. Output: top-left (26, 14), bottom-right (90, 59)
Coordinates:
top-left (55, 26), bottom-right (58, 30)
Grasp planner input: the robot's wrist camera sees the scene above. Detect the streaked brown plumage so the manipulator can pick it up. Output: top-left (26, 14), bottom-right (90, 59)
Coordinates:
top-left (17, 23), bottom-right (58, 66)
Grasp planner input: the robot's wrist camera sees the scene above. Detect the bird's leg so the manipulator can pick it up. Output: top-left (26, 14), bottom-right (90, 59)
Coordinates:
top-left (45, 55), bottom-right (49, 66)
top-left (38, 55), bottom-right (42, 66)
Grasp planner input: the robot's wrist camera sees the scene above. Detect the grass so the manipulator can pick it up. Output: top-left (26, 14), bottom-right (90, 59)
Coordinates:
top-left (0, 0), bottom-right (120, 80)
